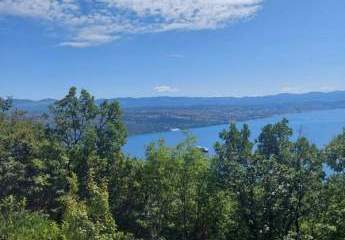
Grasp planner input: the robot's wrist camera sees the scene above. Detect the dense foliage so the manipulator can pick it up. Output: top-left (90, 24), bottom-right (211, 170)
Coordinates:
top-left (1, 88), bottom-right (345, 240)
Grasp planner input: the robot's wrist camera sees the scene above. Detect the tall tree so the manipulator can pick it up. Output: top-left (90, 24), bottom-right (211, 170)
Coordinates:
top-left (48, 87), bottom-right (127, 197)
top-left (325, 129), bottom-right (345, 173)
top-left (214, 120), bottom-right (323, 240)
top-left (0, 110), bottom-right (68, 216)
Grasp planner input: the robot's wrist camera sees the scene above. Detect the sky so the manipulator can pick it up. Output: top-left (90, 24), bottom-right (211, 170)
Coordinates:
top-left (0, 0), bottom-right (345, 99)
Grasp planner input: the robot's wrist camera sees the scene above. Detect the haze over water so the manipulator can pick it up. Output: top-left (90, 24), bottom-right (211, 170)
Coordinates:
top-left (124, 109), bottom-right (345, 158)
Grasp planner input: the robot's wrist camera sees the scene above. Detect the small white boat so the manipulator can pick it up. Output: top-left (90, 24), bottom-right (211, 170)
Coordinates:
top-left (170, 128), bottom-right (181, 132)
top-left (196, 146), bottom-right (209, 153)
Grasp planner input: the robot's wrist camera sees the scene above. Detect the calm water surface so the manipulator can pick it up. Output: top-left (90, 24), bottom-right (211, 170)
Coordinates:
top-left (124, 109), bottom-right (345, 158)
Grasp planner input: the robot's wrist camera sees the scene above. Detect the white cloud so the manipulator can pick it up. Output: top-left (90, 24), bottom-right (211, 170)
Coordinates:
top-left (0, 0), bottom-right (263, 47)
top-left (153, 85), bottom-right (179, 93)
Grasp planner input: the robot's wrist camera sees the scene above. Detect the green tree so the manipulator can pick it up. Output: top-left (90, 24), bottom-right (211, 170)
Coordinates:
top-left (109, 157), bottom-right (146, 236)
top-left (116, 136), bottom-right (237, 240)
top-left (0, 110), bottom-right (68, 216)
top-left (48, 87), bottom-right (127, 198)
top-left (61, 172), bottom-right (132, 240)
top-left (325, 129), bottom-right (345, 172)
top-left (214, 120), bottom-right (323, 240)
top-left (0, 195), bottom-right (61, 240)
top-left (0, 97), bottom-right (12, 113)
top-left (257, 118), bottom-right (293, 159)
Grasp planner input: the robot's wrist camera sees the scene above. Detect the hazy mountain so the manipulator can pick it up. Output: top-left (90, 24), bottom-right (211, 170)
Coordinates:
top-left (10, 91), bottom-right (345, 135)
top-left (12, 91), bottom-right (345, 113)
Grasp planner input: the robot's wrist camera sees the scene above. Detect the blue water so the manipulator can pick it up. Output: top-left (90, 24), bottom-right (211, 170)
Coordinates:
top-left (124, 109), bottom-right (345, 158)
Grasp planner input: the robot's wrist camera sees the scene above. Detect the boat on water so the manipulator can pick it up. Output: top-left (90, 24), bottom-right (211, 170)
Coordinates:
top-left (196, 146), bottom-right (209, 153)
top-left (170, 128), bottom-right (181, 132)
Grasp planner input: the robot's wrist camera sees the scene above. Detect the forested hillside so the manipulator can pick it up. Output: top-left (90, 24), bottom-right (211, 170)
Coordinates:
top-left (2, 88), bottom-right (345, 240)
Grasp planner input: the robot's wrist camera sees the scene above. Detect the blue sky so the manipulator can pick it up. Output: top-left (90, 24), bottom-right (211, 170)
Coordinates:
top-left (0, 0), bottom-right (345, 99)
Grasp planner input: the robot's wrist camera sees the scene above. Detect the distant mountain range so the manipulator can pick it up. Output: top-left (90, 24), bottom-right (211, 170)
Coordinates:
top-left (12, 91), bottom-right (345, 113)
top-left (10, 91), bottom-right (345, 135)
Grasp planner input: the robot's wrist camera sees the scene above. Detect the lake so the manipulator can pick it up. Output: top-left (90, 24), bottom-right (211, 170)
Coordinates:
top-left (124, 108), bottom-right (345, 158)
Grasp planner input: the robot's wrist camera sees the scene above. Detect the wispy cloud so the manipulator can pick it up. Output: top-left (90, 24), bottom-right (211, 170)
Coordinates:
top-left (0, 0), bottom-right (263, 47)
top-left (153, 85), bottom-right (179, 93)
